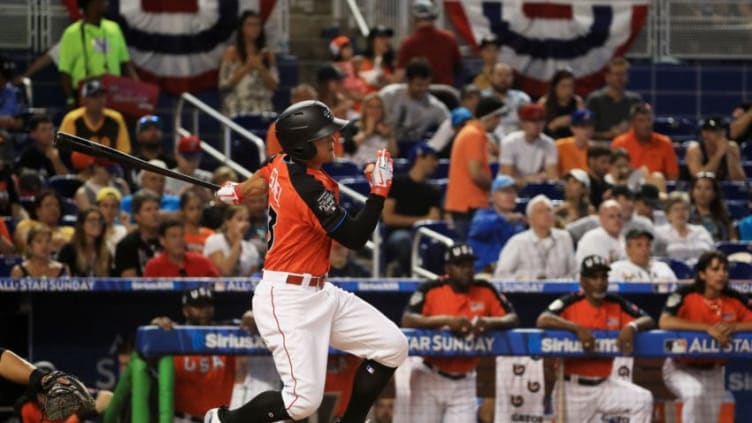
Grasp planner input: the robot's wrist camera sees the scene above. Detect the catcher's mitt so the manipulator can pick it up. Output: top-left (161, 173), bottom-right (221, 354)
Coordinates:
top-left (41, 371), bottom-right (97, 421)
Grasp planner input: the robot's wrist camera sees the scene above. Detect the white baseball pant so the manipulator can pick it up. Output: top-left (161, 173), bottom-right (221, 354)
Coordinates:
top-left (494, 356), bottom-right (544, 423)
top-left (553, 376), bottom-right (653, 423)
top-left (251, 281), bottom-right (408, 420)
top-left (662, 358), bottom-right (725, 423)
top-left (408, 362), bottom-right (477, 423)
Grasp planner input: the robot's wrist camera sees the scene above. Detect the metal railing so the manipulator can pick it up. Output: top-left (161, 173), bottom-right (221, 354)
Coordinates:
top-left (410, 225), bottom-right (455, 279)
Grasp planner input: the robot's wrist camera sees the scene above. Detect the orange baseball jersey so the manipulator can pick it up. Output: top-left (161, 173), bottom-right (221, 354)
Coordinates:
top-left (406, 279), bottom-right (514, 374)
top-left (258, 154), bottom-right (346, 276)
top-left (324, 355), bottom-right (362, 417)
top-left (173, 355), bottom-right (236, 417)
top-left (546, 293), bottom-right (648, 378)
top-left (663, 284), bottom-right (752, 365)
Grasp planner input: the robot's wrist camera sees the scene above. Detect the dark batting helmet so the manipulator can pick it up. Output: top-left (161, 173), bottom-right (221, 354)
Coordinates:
top-left (275, 100), bottom-right (349, 161)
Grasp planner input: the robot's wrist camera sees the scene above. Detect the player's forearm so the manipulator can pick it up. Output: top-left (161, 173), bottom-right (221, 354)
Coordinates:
top-left (483, 314), bottom-right (519, 330)
top-left (0, 349), bottom-right (35, 385)
top-left (658, 314), bottom-right (709, 331)
top-left (401, 313), bottom-right (452, 329)
top-left (536, 312), bottom-right (581, 333)
top-left (631, 316), bottom-right (655, 331)
top-left (729, 112), bottom-right (752, 139)
top-left (330, 195), bottom-right (384, 250)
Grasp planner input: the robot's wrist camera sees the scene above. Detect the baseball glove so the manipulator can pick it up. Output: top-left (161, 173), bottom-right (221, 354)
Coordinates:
top-left (41, 371), bottom-right (96, 421)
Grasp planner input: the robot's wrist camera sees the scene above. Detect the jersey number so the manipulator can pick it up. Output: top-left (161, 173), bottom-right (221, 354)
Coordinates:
top-left (267, 206), bottom-right (278, 251)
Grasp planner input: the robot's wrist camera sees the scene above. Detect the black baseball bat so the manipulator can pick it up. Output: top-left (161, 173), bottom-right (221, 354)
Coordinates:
top-left (55, 131), bottom-right (221, 191)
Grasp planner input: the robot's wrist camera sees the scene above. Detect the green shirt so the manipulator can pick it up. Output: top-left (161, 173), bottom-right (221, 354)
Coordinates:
top-left (58, 19), bottom-right (130, 90)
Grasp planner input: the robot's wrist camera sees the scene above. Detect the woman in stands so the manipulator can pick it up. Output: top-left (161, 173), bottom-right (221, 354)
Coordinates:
top-left (203, 205), bottom-right (260, 277)
top-left (659, 250), bottom-right (752, 423)
top-left (360, 25), bottom-right (397, 92)
top-left (689, 172), bottom-right (736, 241)
top-left (57, 208), bottom-right (112, 277)
top-left (219, 10), bottom-right (278, 115)
top-left (10, 225), bottom-right (68, 278)
top-left (554, 168), bottom-right (594, 227)
top-left (655, 192), bottom-right (714, 264)
top-left (13, 189), bottom-right (73, 255)
top-left (95, 187), bottom-right (128, 255)
top-left (347, 93), bottom-right (397, 166)
top-left (181, 191), bottom-right (215, 253)
top-left (537, 69), bottom-right (584, 140)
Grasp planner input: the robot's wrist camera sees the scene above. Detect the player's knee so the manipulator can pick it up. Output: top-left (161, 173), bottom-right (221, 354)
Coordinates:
top-left (379, 330), bottom-right (408, 368)
top-left (285, 389), bottom-right (324, 420)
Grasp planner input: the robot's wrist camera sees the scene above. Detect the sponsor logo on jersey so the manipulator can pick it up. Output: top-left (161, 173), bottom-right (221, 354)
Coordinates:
top-left (316, 190), bottom-right (337, 215)
top-left (470, 302), bottom-right (484, 312)
top-left (513, 364), bottom-right (526, 376)
top-left (510, 395), bottom-right (524, 407)
top-left (527, 381), bottom-right (541, 392)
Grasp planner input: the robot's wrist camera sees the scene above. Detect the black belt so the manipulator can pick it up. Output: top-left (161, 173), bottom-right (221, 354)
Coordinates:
top-left (423, 361), bottom-right (467, 380)
top-left (174, 412), bottom-right (203, 423)
top-left (563, 374), bottom-right (606, 386)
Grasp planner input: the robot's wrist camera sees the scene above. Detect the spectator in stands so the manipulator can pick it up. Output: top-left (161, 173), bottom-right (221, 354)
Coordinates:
top-left (729, 101), bottom-right (752, 144)
top-left (739, 191), bottom-right (752, 241)
top-left (330, 36), bottom-right (368, 108)
top-left (0, 56), bottom-right (23, 131)
top-left (654, 192), bottom-right (714, 264)
top-left (608, 229), bottom-right (677, 282)
top-left (201, 167), bottom-right (240, 231)
top-left (612, 103), bottom-right (679, 182)
top-left (57, 208), bottom-right (112, 277)
top-left (575, 199), bottom-right (627, 266)
top-left (265, 84), bottom-right (320, 156)
top-left (348, 93), bottom-right (397, 166)
top-left (128, 115), bottom-right (176, 189)
top-left (203, 205), bottom-right (260, 277)
top-left (164, 135), bottom-right (213, 196)
top-left (471, 34), bottom-right (501, 91)
top-left (539, 69), bottom-right (585, 140)
top-left (495, 195), bottom-right (577, 280)
top-left (586, 145), bottom-right (613, 208)
top-left (368, 398), bottom-right (393, 423)
top-left (219, 10), bottom-right (277, 115)
top-left (114, 190), bottom-right (161, 277)
top-left (634, 183), bottom-right (667, 226)
top-left (383, 143), bottom-right (441, 276)
top-left (59, 79), bottom-right (131, 168)
top-left (0, 156), bottom-right (26, 220)
top-left (73, 158), bottom-right (129, 210)
top-left (659, 250), bottom-right (752, 423)
top-left (328, 241), bottom-right (370, 278)
top-left (180, 191), bottom-right (214, 253)
top-left (537, 255), bottom-right (654, 423)
top-left (468, 175), bottom-right (527, 274)
top-left (428, 85), bottom-right (481, 157)
top-left (555, 169), bottom-right (595, 227)
top-left (318, 64), bottom-right (354, 121)
top-left (402, 243), bottom-right (519, 422)
top-left (605, 148), bottom-right (645, 191)
top-left (16, 114), bottom-right (69, 178)
top-left (396, 0), bottom-right (462, 86)
top-left (686, 116), bottom-right (746, 181)
top-left (689, 172), bottom-right (735, 241)
top-left (245, 193), bottom-right (268, 258)
top-left (445, 97), bottom-right (504, 240)
top-left (14, 190), bottom-right (74, 255)
top-left (567, 185), bottom-right (653, 245)
top-left (485, 63), bottom-right (532, 139)
top-left (360, 25), bottom-right (398, 92)
top-left (144, 219), bottom-right (219, 277)
top-left (379, 58), bottom-right (450, 143)
top-left (500, 103), bottom-right (558, 186)
top-left (556, 109), bottom-right (594, 175)
top-left (96, 187), bottom-right (127, 255)
top-left (11, 225), bottom-right (69, 278)
top-left (57, 0), bottom-right (137, 106)
top-left (0, 216), bottom-right (14, 254)
top-left (121, 160), bottom-right (181, 216)
top-left (586, 57), bottom-right (642, 141)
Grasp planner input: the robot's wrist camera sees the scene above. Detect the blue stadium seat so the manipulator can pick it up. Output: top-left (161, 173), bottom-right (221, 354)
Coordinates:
top-left (728, 261), bottom-right (752, 280)
top-left (414, 221), bottom-right (458, 275)
top-left (743, 160), bottom-right (752, 176)
top-left (653, 116), bottom-right (698, 136)
top-left (434, 159), bottom-right (450, 179)
top-left (727, 200), bottom-right (751, 221)
top-left (339, 177), bottom-right (370, 196)
top-left (0, 255), bottom-right (22, 277)
top-left (720, 181), bottom-right (749, 200)
top-left (61, 215), bottom-right (77, 226)
top-left (393, 158), bottom-right (410, 175)
top-left (61, 198), bottom-right (78, 217)
top-left (3, 216), bottom-right (20, 238)
top-left (673, 143), bottom-right (687, 161)
top-left (20, 196), bottom-right (34, 215)
top-left (715, 242), bottom-right (752, 256)
top-left (323, 159), bottom-right (362, 179)
top-left (46, 175), bottom-right (83, 199)
top-left (490, 162), bottom-right (499, 177)
top-left (669, 259), bottom-right (693, 279)
top-left (231, 138), bottom-right (261, 173)
top-left (518, 182), bottom-right (564, 201)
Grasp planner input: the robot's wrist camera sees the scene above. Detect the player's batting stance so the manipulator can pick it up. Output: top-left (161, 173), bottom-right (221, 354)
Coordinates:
top-left (205, 100), bottom-right (408, 423)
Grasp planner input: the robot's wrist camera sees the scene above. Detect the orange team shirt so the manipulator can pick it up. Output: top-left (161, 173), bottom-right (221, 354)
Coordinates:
top-left (185, 227), bottom-right (215, 252)
top-left (611, 129), bottom-right (678, 179)
top-left (21, 400), bottom-right (80, 423)
top-left (259, 154), bottom-right (346, 276)
top-left (663, 284), bottom-right (752, 366)
top-left (173, 355), bottom-right (236, 417)
top-left (445, 120), bottom-right (491, 213)
top-left (546, 292), bottom-right (648, 378)
top-left (325, 355), bottom-right (361, 417)
top-left (266, 121), bottom-right (344, 158)
top-left (556, 137), bottom-right (590, 175)
top-left (406, 279), bottom-right (514, 374)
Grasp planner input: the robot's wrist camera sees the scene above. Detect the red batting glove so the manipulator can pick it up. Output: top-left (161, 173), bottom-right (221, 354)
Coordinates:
top-left (364, 149), bottom-right (393, 198)
top-left (215, 181), bottom-right (244, 205)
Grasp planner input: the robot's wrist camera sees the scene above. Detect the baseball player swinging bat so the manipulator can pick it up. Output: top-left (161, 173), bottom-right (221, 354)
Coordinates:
top-left (55, 131), bottom-right (220, 191)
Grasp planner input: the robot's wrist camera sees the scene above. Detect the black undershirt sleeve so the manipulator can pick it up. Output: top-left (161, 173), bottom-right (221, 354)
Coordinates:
top-left (329, 195), bottom-right (385, 250)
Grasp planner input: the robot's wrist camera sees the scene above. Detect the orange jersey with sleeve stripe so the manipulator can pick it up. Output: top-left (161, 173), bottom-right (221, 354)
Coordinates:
top-left (405, 279), bottom-right (515, 374)
top-left (662, 284), bottom-right (752, 365)
top-left (173, 355), bottom-right (236, 417)
top-left (258, 154), bottom-right (348, 276)
top-left (545, 293), bottom-right (648, 378)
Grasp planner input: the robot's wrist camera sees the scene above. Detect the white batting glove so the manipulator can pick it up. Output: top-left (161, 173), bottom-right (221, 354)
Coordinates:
top-left (364, 149), bottom-right (393, 198)
top-left (215, 181), bottom-right (243, 205)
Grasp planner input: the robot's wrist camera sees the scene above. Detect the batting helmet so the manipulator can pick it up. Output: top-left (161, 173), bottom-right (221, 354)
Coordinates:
top-left (275, 100), bottom-right (349, 161)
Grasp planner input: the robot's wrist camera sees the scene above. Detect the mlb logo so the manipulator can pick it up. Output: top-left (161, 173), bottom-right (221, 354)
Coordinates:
top-left (664, 339), bottom-right (687, 354)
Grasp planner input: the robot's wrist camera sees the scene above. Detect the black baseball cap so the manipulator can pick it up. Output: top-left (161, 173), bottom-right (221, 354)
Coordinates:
top-left (317, 64), bottom-right (344, 83)
top-left (625, 228), bottom-right (654, 241)
top-left (479, 34), bottom-right (501, 48)
top-left (445, 243), bottom-right (477, 263)
top-left (580, 255), bottom-right (611, 276)
top-left (701, 116), bottom-right (727, 131)
top-left (182, 287), bottom-right (213, 306)
top-left (369, 25), bottom-right (394, 38)
top-left (636, 184), bottom-right (660, 208)
top-left (611, 185), bottom-right (635, 200)
top-left (82, 79), bottom-right (105, 96)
